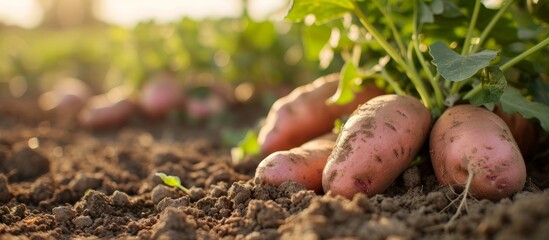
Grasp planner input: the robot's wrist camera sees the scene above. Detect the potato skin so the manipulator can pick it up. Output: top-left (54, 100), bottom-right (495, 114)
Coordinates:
top-left (493, 104), bottom-right (538, 158)
top-left (322, 94), bottom-right (432, 199)
top-left (258, 73), bottom-right (385, 156)
top-left (255, 133), bottom-right (337, 192)
top-left (430, 105), bottom-right (526, 200)
top-left (79, 98), bottom-right (136, 130)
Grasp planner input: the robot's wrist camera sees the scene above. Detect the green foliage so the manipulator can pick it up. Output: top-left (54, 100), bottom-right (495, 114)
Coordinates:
top-left (527, 77), bottom-right (549, 105)
top-left (231, 130), bottom-right (261, 163)
top-left (326, 62), bottom-right (363, 105)
top-left (287, 0), bottom-right (549, 132)
top-left (468, 66), bottom-right (507, 106)
top-left (286, 0), bottom-right (354, 25)
top-left (429, 41), bottom-right (499, 82)
top-left (500, 86), bottom-right (549, 131)
top-left (155, 173), bottom-right (191, 195)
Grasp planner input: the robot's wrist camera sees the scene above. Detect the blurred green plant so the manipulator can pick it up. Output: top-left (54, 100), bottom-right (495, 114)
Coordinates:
top-left (0, 3), bottom-right (326, 98)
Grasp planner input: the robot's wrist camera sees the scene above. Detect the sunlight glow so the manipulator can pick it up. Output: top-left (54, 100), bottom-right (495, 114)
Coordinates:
top-left (0, 0), bottom-right (42, 28)
top-left (0, 0), bottom-right (289, 28)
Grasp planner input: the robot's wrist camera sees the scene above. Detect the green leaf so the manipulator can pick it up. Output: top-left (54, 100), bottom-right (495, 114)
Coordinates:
top-left (527, 77), bottom-right (549, 105)
top-left (155, 173), bottom-right (182, 188)
top-left (332, 118), bottom-right (344, 134)
top-left (285, 0), bottom-right (355, 25)
top-left (302, 25), bottom-right (332, 60)
top-left (155, 172), bottom-right (191, 194)
top-left (500, 86), bottom-right (549, 131)
top-left (231, 130), bottom-right (260, 163)
top-left (430, 0), bottom-right (444, 15)
top-left (429, 41), bottom-right (499, 81)
top-left (419, 0), bottom-right (434, 24)
top-left (440, 0), bottom-right (464, 18)
top-left (469, 66), bottom-right (507, 106)
top-left (326, 61), bottom-right (363, 105)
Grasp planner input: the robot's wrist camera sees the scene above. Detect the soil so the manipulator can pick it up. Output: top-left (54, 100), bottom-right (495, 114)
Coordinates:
top-left (1, 96), bottom-right (549, 240)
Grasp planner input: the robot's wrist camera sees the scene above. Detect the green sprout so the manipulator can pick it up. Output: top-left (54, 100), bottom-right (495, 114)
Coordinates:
top-left (230, 130), bottom-right (261, 164)
top-left (155, 173), bottom-right (190, 195)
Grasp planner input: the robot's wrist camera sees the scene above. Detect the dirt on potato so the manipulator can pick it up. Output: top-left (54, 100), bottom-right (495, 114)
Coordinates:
top-left (1, 96), bottom-right (549, 240)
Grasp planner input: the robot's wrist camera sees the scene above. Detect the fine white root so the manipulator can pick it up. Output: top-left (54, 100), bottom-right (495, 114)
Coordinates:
top-left (444, 163), bottom-right (475, 232)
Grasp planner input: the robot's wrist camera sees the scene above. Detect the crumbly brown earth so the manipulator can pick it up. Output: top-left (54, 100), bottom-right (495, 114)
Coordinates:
top-left (1, 96), bottom-right (549, 239)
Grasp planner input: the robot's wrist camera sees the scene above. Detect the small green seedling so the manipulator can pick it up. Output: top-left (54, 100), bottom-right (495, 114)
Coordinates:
top-left (155, 173), bottom-right (190, 195)
top-left (231, 129), bottom-right (260, 164)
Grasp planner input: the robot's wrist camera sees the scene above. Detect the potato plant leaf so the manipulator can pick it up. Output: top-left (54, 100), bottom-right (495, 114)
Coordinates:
top-left (500, 86), bottom-right (549, 131)
top-left (285, 0), bottom-right (355, 25)
top-left (439, 0), bottom-right (464, 18)
top-left (326, 61), bottom-right (363, 105)
top-left (303, 25), bottom-right (332, 60)
top-left (430, 0), bottom-right (444, 15)
top-left (468, 66), bottom-right (507, 106)
top-left (419, 0), bottom-right (434, 24)
top-left (429, 41), bottom-right (498, 81)
top-left (527, 77), bottom-right (549, 106)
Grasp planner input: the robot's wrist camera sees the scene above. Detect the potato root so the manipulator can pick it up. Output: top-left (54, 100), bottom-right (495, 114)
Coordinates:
top-left (430, 105), bottom-right (526, 200)
top-left (258, 73), bottom-right (385, 156)
top-left (322, 94), bottom-right (432, 199)
top-left (255, 133), bottom-right (337, 192)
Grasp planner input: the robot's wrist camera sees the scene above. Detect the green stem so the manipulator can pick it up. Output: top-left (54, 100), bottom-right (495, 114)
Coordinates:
top-left (471, 0), bottom-right (514, 53)
top-left (462, 0), bottom-right (482, 55)
top-left (178, 185), bottom-right (191, 195)
top-left (451, 0), bottom-right (482, 95)
top-left (500, 37), bottom-right (549, 71)
top-left (413, 0), bottom-right (443, 109)
top-left (380, 69), bottom-right (405, 95)
top-left (352, 1), bottom-right (432, 108)
top-left (352, 2), bottom-right (407, 70)
top-left (463, 84), bottom-right (482, 100)
top-left (373, 0), bottom-right (407, 57)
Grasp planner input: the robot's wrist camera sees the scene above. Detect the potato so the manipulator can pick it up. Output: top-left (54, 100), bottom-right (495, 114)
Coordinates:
top-left (255, 133), bottom-right (337, 192)
top-left (322, 94), bottom-right (432, 199)
top-left (79, 96), bottom-right (136, 130)
top-left (140, 73), bottom-right (184, 119)
top-left (258, 73), bottom-right (385, 156)
top-left (493, 104), bottom-right (538, 158)
top-left (430, 104), bottom-right (526, 200)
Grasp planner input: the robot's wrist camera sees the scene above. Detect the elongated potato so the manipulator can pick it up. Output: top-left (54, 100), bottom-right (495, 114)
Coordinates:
top-left (430, 105), bottom-right (526, 200)
top-left (255, 133), bottom-right (337, 192)
top-left (322, 94), bottom-right (432, 199)
top-left (258, 73), bottom-right (385, 156)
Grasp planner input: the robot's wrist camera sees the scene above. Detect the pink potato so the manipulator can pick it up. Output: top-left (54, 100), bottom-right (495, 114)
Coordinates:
top-left (322, 94), bottom-right (432, 199)
top-left (430, 104), bottom-right (526, 200)
top-left (38, 78), bottom-right (92, 125)
top-left (255, 133), bottom-right (337, 192)
top-left (78, 95), bottom-right (137, 130)
top-left (258, 73), bottom-right (385, 156)
top-left (493, 104), bottom-right (538, 158)
top-left (140, 73), bottom-right (185, 119)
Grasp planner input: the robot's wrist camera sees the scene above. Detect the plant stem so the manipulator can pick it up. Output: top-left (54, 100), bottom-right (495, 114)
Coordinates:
top-left (463, 84), bottom-right (482, 100)
top-left (380, 68), bottom-right (405, 95)
top-left (500, 37), bottom-right (549, 71)
top-left (178, 185), bottom-right (191, 195)
top-left (462, 0), bottom-right (482, 55)
top-left (373, 0), bottom-right (407, 57)
top-left (471, 0), bottom-right (515, 53)
top-left (451, 0), bottom-right (482, 95)
top-left (352, 1), bottom-right (432, 108)
top-left (413, 0), bottom-right (443, 109)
